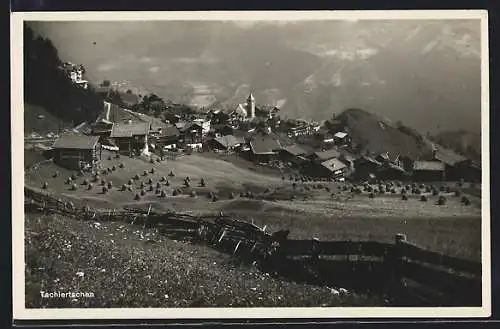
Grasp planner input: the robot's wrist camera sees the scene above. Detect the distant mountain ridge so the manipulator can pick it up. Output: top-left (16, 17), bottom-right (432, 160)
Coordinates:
top-left (28, 19), bottom-right (481, 134)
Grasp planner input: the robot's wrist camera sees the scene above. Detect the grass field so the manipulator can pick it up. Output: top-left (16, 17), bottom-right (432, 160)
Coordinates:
top-left (24, 148), bottom-right (482, 262)
top-left (25, 212), bottom-right (387, 308)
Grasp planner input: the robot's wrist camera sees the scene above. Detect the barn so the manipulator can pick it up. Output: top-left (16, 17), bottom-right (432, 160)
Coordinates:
top-left (248, 136), bottom-right (282, 163)
top-left (211, 135), bottom-right (244, 151)
top-left (110, 122), bottom-right (149, 156)
top-left (317, 158), bottom-right (348, 180)
top-left (52, 134), bottom-right (100, 170)
top-left (412, 161), bottom-right (446, 182)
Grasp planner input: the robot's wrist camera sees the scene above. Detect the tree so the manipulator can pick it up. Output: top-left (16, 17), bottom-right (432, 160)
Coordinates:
top-left (126, 89), bottom-right (132, 94)
top-left (102, 80), bottom-right (111, 87)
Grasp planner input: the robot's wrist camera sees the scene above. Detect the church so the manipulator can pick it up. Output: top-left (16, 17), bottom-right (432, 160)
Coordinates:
top-left (233, 92), bottom-right (256, 120)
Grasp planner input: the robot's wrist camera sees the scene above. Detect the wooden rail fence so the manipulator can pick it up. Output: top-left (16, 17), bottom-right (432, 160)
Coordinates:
top-left (24, 186), bottom-right (482, 306)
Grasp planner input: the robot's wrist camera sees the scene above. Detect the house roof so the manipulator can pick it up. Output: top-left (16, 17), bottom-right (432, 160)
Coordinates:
top-left (313, 148), bottom-right (341, 161)
top-left (434, 147), bottom-right (468, 166)
top-left (214, 135), bottom-right (244, 149)
top-left (158, 125), bottom-right (180, 138)
top-left (110, 122), bottom-right (149, 138)
top-left (321, 158), bottom-right (348, 172)
top-left (413, 161), bottom-right (446, 171)
top-left (250, 136), bottom-right (282, 155)
top-left (182, 122), bottom-right (203, 132)
top-left (52, 134), bottom-right (100, 150)
top-left (334, 131), bottom-right (348, 139)
top-left (282, 144), bottom-right (307, 156)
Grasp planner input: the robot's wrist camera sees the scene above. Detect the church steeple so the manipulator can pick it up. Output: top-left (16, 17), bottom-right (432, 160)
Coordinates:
top-left (247, 91), bottom-right (255, 119)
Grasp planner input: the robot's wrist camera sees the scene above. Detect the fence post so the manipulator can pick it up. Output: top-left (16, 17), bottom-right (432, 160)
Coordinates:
top-left (391, 233), bottom-right (407, 288)
top-left (312, 237), bottom-right (320, 261)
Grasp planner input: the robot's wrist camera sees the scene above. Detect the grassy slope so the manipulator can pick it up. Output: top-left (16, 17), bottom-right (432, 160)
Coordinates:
top-left (25, 148), bottom-right (481, 261)
top-left (24, 103), bottom-right (70, 135)
top-left (336, 108), bottom-right (432, 157)
top-left (25, 212), bottom-right (386, 308)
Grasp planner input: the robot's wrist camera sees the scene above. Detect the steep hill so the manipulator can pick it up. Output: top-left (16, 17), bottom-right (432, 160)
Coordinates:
top-left (336, 108), bottom-right (432, 158)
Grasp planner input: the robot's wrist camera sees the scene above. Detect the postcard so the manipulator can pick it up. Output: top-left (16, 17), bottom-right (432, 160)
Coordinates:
top-left (11, 9), bottom-right (490, 320)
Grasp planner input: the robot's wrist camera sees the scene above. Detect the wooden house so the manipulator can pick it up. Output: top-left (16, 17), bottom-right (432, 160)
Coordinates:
top-left (155, 125), bottom-right (180, 150)
top-left (432, 147), bottom-right (477, 181)
top-left (180, 122), bottom-right (204, 146)
top-left (279, 144), bottom-right (308, 167)
top-left (308, 148), bottom-right (341, 164)
top-left (248, 135), bottom-right (282, 163)
top-left (52, 135), bottom-right (100, 170)
top-left (317, 158), bottom-right (348, 180)
top-left (412, 161), bottom-right (446, 182)
top-left (210, 135), bottom-right (244, 151)
top-left (110, 122), bottom-right (149, 156)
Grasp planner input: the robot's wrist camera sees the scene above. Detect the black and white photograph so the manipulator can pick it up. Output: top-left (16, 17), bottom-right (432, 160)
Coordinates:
top-left (11, 10), bottom-right (490, 320)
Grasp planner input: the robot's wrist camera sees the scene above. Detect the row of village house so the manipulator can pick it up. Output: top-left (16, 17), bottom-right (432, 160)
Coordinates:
top-left (51, 119), bottom-right (481, 184)
top-left (48, 98), bottom-right (480, 182)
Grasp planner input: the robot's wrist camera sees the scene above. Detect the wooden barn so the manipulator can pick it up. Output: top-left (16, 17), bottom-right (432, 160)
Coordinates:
top-left (317, 158), bottom-right (348, 180)
top-left (412, 161), bottom-right (446, 182)
top-left (110, 122), bottom-right (149, 156)
top-left (432, 147), bottom-right (479, 182)
top-left (52, 134), bottom-right (100, 170)
top-left (308, 148), bottom-right (341, 164)
top-left (154, 125), bottom-right (180, 150)
top-left (248, 135), bottom-right (282, 163)
top-left (279, 144), bottom-right (308, 167)
top-left (210, 135), bottom-right (244, 151)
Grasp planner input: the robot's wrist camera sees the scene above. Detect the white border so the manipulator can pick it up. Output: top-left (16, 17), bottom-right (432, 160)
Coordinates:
top-left (11, 10), bottom-right (491, 320)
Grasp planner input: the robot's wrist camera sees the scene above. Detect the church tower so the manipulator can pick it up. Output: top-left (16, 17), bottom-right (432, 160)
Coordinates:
top-left (247, 92), bottom-right (255, 119)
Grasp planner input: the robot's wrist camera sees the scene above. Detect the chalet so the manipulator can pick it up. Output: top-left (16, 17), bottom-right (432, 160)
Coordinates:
top-left (248, 136), bottom-right (282, 163)
top-left (353, 156), bottom-right (383, 180)
top-left (375, 151), bottom-right (400, 165)
top-left (210, 135), bottom-right (244, 151)
top-left (52, 135), bottom-right (100, 170)
top-left (279, 144), bottom-right (308, 167)
top-left (308, 148), bottom-right (341, 164)
top-left (110, 122), bottom-right (149, 156)
top-left (432, 147), bottom-right (478, 181)
top-left (317, 158), bottom-right (348, 180)
top-left (333, 131), bottom-right (350, 146)
top-left (155, 125), bottom-right (180, 150)
top-left (180, 122), bottom-right (204, 146)
top-left (412, 161), bottom-right (446, 182)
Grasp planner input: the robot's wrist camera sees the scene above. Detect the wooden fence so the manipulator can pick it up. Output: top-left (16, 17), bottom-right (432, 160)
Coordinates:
top-left (24, 186), bottom-right (482, 306)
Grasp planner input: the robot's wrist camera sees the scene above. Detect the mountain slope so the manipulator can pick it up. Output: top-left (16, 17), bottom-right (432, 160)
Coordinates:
top-left (336, 108), bottom-right (432, 158)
